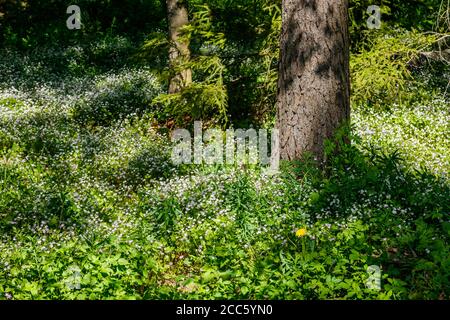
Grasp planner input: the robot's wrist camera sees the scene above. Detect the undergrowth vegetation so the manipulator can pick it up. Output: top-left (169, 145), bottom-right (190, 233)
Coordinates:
top-left (0, 0), bottom-right (449, 300)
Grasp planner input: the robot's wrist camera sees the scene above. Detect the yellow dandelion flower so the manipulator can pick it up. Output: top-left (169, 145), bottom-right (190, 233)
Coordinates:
top-left (296, 228), bottom-right (307, 237)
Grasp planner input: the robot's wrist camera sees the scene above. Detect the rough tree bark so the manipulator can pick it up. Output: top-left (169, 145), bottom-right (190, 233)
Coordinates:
top-left (276, 0), bottom-right (350, 164)
top-left (166, 0), bottom-right (192, 94)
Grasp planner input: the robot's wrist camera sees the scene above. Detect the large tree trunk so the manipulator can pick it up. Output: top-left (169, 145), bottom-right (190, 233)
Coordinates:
top-left (166, 0), bottom-right (192, 94)
top-left (276, 0), bottom-right (350, 164)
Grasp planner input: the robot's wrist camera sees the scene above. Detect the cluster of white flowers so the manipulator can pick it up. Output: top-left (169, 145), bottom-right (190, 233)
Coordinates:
top-left (0, 43), bottom-right (448, 299)
top-left (353, 100), bottom-right (449, 176)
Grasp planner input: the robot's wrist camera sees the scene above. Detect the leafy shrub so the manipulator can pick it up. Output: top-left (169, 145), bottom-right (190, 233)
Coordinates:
top-left (351, 29), bottom-right (438, 106)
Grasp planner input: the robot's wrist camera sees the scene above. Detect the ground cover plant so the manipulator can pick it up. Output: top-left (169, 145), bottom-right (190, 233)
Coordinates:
top-left (0, 0), bottom-right (449, 300)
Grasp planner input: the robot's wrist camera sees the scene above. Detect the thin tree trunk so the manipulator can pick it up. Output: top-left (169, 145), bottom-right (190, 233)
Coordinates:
top-left (166, 0), bottom-right (192, 94)
top-left (276, 0), bottom-right (350, 164)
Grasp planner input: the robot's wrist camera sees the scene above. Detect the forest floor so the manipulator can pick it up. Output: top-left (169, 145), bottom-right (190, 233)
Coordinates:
top-left (0, 40), bottom-right (449, 299)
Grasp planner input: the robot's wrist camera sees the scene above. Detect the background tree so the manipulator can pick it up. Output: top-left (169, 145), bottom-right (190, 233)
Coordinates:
top-left (166, 0), bottom-right (192, 93)
top-left (276, 0), bottom-right (351, 164)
